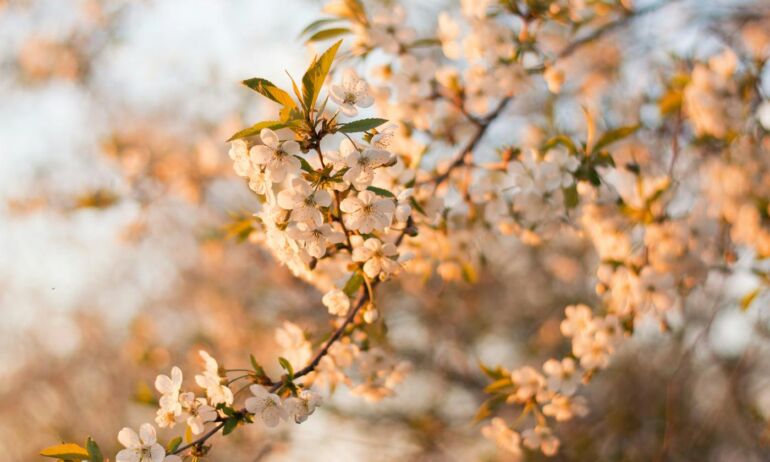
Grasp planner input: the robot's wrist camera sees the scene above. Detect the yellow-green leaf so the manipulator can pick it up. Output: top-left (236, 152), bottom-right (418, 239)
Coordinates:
top-left (307, 28), bottom-right (351, 43)
top-left (592, 124), bottom-right (640, 153)
top-left (227, 120), bottom-right (287, 142)
top-left (302, 40), bottom-right (342, 112)
top-left (242, 78), bottom-right (296, 110)
top-left (338, 118), bottom-right (388, 133)
top-left (741, 288), bottom-right (761, 311)
top-left (40, 443), bottom-right (89, 460)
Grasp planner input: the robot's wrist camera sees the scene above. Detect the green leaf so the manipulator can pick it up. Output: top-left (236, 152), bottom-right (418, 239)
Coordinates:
top-left (294, 155), bottom-right (315, 174)
top-left (563, 183), bottom-right (579, 209)
top-left (249, 354), bottom-right (266, 376)
top-left (342, 272), bottom-right (364, 297)
top-left (479, 362), bottom-right (506, 380)
top-left (408, 38), bottom-right (441, 48)
top-left (302, 40), bottom-right (342, 112)
top-left (366, 186), bottom-right (395, 198)
top-left (473, 395), bottom-right (506, 424)
top-left (166, 436), bottom-right (182, 453)
top-left (741, 288), bottom-right (761, 311)
top-left (338, 118), bottom-right (389, 133)
top-left (86, 438), bottom-right (102, 462)
top-left (278, 356), bottom-right (295, 378)
top-left (242, 78), bottom-right (296, 109)
top-left (307, 28), bottom-right (351, 43)
top-left (300, 18), bottom-right (344, 38)
top-left (541, 134), bottom-right (578, 154)
top-left (592, 124), bottom-right (640, 153)
top-left (40, 443), bottom-right (90, 460)
top-left (222, 417), bottom-right (239, 436)
top-left (484, 377), bottom-right (513, 393)
top-left (227, 120), bottom-right (287, 141)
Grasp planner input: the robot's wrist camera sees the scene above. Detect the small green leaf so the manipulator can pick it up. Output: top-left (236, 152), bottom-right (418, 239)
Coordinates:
top-left (300, 18), bottom-right (344, 38)
top-left (278, 357), bottom-right (295, 378)
top-left (484, 378), bottom-right (513, 393)
top-left (307, 28), bottom-right (351, 43)
top-left (222, 417), bottom-right (239, 436)
top-left (242, 78), bottom-right (296, 110)
top-left (541, 134), bottom-right (578, 154)
top-left (741, 288), bottom-right (761, 311)
top-left (166, 436), bottom-right (182, 453)
top-left (338, 118), bottom-right (388, 133)
top-left (407, 197), bottom-right (426, 216)
top-left (473, 395), bottom-right (506, 424)
top-left (86, 438), bottom-right (103, 462)
top-left (479, 362), bottom-right (506, 380)
top-left (342, 272), bottom-right (364, 297)
top-left (408, 38), bottom-right (441, 48)
top-left (295, 155), bottom-right (315, 173)
top-left (249, 354), bottom-right (265, 376)
top-left (40, 443), bottom-right (89, 460)
top-left (563, 183), bottom-right (579, 209)
top-left (227, 120), bottom-right (286, 142)
top-left (592, 124), bottom-right (640, 153)
top-left (366, 186), bottom-right (395, 198)
top-left (302, 40), bottom-right (342, 112)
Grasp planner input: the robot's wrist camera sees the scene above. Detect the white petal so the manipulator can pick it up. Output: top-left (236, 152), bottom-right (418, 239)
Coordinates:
top-left (149, 444), bottom-right (165, 462)
top-left (260, 128), bottom-right (279, 149)
top-left (116, 448), bottom-right (140, 462)
top-left (118, 427), bottom-right (140, 449)
top-left (314, 190), bottom-right (332, 207)
top-left (363, 259), bottom-right (381, 279)
top-left (249, 145), bottom-right (272, 164)
top-left (340, 197), bottom-right (361, 213)
top-left (139, 423), bottom-right (157, 445)
top-left (283, 140), bottom-right (301, 156)
top-left (155, 375), bottom-right (173, 395)
top-left (340, 139), bottom-right (357, 158)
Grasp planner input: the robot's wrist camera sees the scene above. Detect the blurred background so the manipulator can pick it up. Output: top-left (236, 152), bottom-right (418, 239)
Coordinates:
top-left (2, 0), bottom-right (770, 461)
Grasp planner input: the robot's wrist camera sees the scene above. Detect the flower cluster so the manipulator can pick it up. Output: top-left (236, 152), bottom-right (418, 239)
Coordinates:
top-left (40, 0), bottom-right (770, 460)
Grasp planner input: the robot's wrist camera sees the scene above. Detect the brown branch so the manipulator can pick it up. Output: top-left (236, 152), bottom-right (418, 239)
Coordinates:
top-left (416, 97), bottom-right (512, 189)
top-left (556, 0), bottom-right (683, 61)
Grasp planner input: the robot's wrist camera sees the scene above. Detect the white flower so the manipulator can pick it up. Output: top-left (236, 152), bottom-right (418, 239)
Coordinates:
top-left (194, 350), bottom-right (234, 406)
top-left (560, 304), bottom-right (594, 338)
top-left (340, 190), bottom-right (395, 233)
top-left (179, 392), bottom-right (218, 435)
top-left (437, 13), bottom-right (461, 59)
top-left (481, 418), bottom-right (522, 457)
top-left (245, 385), bottom-right (287, 427)
top-left (155, 366), bottom-right (182, 400)
top-left (522, 425), bottom-right (560, 456)
top-left (330, 69), bottom-right (374, 117)
top-left (392, 55), bottom-right (436, 98)
top-left (249, 128), bottom-right (301, 183)
top-left (283, 389), bottom-right (322, 423)
top-left (229, 139), bottom-right (252, 178)
top-left (248, 170), bottom-right (270, 195)
top-left (542, 394), bottom-right (588, 422)
top-left (461, 0), bottom-right (492, 18)
top-left (116, 423), bottom-right (165, 462)
top-left (510, 366), bottom-right (546, 403)
top-left (154, 366), bottom-right (184, 429)
top-left (286, 222), bottom-right (345, 258)
top-left (368, 6), bottom-right (415, 54)
top-left (277, 178), bottom-right (332, 226)
top-left (352, 238), bottom-right (400, 279)
top-left (275, 321), bottom-right (312, 369)
top-left (542, 358), bottom-right (580, 396)
top-left (322, 288), bottom-right (351, 316)
top-left (341, 139), bottom-right (391, 190)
